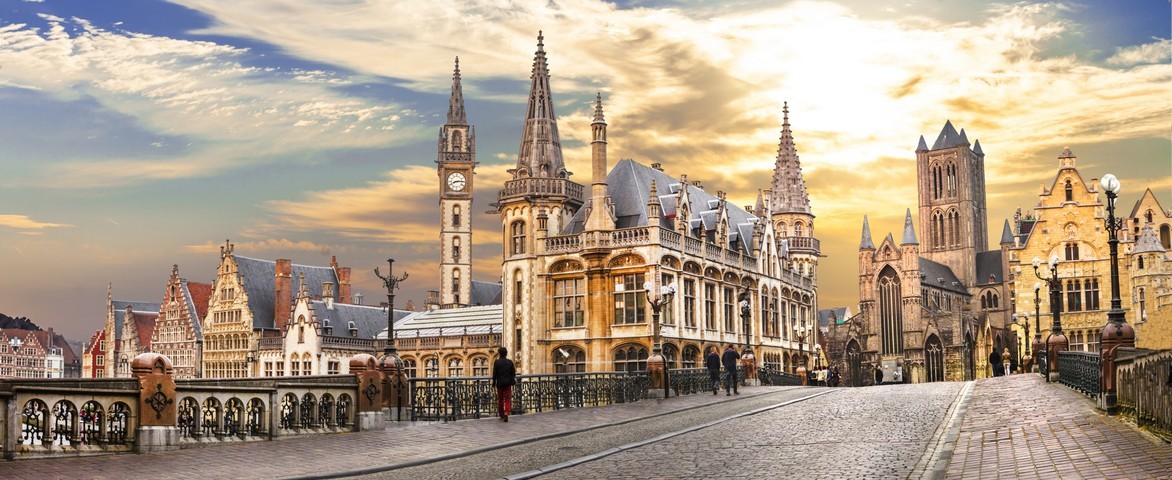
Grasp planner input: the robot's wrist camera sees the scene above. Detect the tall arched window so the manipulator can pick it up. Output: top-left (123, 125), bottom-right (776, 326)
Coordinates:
top-left (950, 210), bottom-right (961, 247)
top-left (447, 357), bottom-right (464, 377)
top-left (1065, 242), bottom-right (1079, 261)
top-left (452, 270), bottom-right (461, 304)
top-left (1161, 225), bottom-right (1171, 249)
top-left (1066, 280), bottom-right (1082, 312)
top-left (452, 237), bottom-right (461, 262)
top-left (925, 335), bottom-right (944, 382)
top-left (471, 356), bottom-right (489, 376)
top-left (878, 266), bottom-right (903, 355)
top-left (795, 222), bottom-right (803, 237)
top-left (554, 346), bottom-right (586, 373)
top-left (510, 221), bottom-right (526, 255)
top-left (613, 345), bottom-right (648, 372)
top-left (1064, 179), bottom-right (1073, 201)
top-left (946, 162), bottom-right (957, 197)
top-left (682, 345), bottom-right (700, 369)
top-left (452, 130), bottom-right (463, 151)
top-left (424, 357), bottom-right (439, 377)
top-left (452, 204), bottom-right (461, 227)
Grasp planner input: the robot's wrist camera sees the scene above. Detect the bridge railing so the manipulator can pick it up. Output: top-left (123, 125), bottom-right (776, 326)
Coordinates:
top-left (0, 378), bottom-right (140, 460)
top-left (408, 371), bottom-right (649, 422)
top-left (758, 367), bottom-right (805, 386)
top-left (1115, 348), bottom-right (1172, 441)
top-left (1058, 351), bottom-right (1100, 397)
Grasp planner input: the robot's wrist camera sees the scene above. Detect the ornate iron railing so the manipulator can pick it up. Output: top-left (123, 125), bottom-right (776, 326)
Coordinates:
top-left (1058, 351), bottom-right (1100, 397)
top-left (409, 371), bottom-right (651, 422)
top-left (759, 367), bottom-right (805, 386)
top-left (1115, 348), bottom-right (1172, 441)
top-left (669, 368), bottom-right (712, 395)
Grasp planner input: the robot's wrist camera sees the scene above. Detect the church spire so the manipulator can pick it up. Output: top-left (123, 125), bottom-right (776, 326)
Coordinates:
top-left (901, 208), bottom-right (918, 245)
top-left (447, 56), bottom-right (467, 125)
top-left (768, 102), bottom-right (812, 215)
top-left (860, 216), bottom-right (876, 250)
top-left (513, 31), bottom-right (566, 180)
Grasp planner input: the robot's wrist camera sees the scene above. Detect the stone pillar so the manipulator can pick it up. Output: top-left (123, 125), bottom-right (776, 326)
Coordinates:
top-left (379, 353), bottom-right (412, 422)
top-left (132, 353), bottom-right (180, 454)
top-left (1099, 322), bottom-right (1136, 413)
top-left (742, 351), bottom-right (758, 386)
top-left (350, 354), bottom-right (385, 431)
top-left (646, 353), bottom-right (666, 399)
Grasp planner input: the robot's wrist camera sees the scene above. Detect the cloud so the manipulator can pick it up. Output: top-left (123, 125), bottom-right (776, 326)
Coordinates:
top-left (183, 238), bottom-right (342, 255)
top-left (1106, 38), bottom-right (1172, 67)
top-left (0, 214), bottom-right (73, 230)
top-left (0, 15), bottom-right (422, 187)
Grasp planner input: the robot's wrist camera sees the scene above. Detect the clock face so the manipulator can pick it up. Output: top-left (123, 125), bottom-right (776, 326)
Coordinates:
top-left (447, 172), bottom-right (466, 191)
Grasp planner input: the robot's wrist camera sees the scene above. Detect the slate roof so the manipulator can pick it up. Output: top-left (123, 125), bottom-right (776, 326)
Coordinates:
top-left (563, 159), bottom-right (758, 255)
top-left (380, 305), bottom-right (502, 339)
top-left (918, 257), bottom-right (970, 295)
top-left (901, 209), bottom-right (918, 245)
top-left (931, 120), bottom-right (967, 150)
top-left (310, 301), bottom-right (408, 340)
top-left (975, 251), bottom-right (1004, 286)
top-left (469, 280), bottom-right (503, 306)
top-left (112, 300), bottom-right (162, 341)
top-left (183, 281), bottom-right (213, 340)
top-left (999, 219), bottom-right (1014, 245)
top-left (1132, 224), bottom-right (1166, 254)
top-left (131, 312), bottom-right (158, 349)
top-left (234, 256), bottom-right (339, 330)
top-left (860, 216), bottom-right (876, 249)
top-left (817, 308), bottom-right (850, 327)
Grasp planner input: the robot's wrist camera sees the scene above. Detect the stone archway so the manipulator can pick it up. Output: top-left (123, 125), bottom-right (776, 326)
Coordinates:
top-left (925, 334), bottom-right (944, 382)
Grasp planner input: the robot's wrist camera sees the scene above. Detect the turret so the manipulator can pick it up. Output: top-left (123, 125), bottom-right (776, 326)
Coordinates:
top-left (585, 93), bottom-right (614, 232)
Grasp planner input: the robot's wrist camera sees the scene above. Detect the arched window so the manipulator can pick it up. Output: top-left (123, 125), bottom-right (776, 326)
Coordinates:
top-left (447, 357), bottom-right (465, 377)
top-left (1066, 280), bottom-right (1082, 312)
top-left (452, 270), bottom-right (461, 304)
top-left (795, 222), bottom-right (803, 237)
top-left (682, 345), bottom-right (700, 369)
top-left (452, 204), bottom-right (461, 227)
top-left (452, 130), bottom-right (463, 150)
top-left (1161, 225), bottom-right (1171, 249)
top-left (878, 266), bottom-right (903, 355)
top-left (925, 335), bottom-right (944, 382)
top-left (402, 358), bottom-right (417, 378)
top-left (1145, 210), bottom-right (1153, 223)
top-left (613, 345), bottom-right (648, 372)
top-left (1138, 256), bottom-right (1145, 269)
top-left (1064, 179), bottom-right (1073, 202)
top-left (1065, 242), bottom-right (1079, 261)
top-left (511, 221), bottom-right (526, 255)
top-left (471, 356), bottom-right (489, 376)
top-left (554, 346), bottom-right (586, 373)
top-left (453, 237), bottom-right (461, 262)
top-left (424, 357), bottom-right (439, 377)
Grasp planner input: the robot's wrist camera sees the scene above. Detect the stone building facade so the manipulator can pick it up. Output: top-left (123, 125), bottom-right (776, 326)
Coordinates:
top-left (1, 328), bottom-right (78, 378)
top-left (493, 34), bottom-right (819, 375)
top-left (149, 265), bottom-right (212, 379)
top-left (99, 285), bottom-right (160, 378)
top-left (826, 122), bottom-right (1011, 386)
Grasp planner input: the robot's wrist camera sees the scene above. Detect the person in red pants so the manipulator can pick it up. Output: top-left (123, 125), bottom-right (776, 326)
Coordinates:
top-left (492, 347), bottom-right (516, 422)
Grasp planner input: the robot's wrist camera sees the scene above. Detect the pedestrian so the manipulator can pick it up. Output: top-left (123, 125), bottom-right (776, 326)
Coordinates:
top-left (705, 346), bottom-right (721, 395)
top-left (830, 367), bottom-right (841, 387)
top-left (816, 367), bottom-right (826, 386)
top-left (874, 366), bottom-right (883, 385)
top-left (492, 346), bottom-right (516, 422)
top-left (722, 344), bottom-right (741, 395)
top-left (989, 349), bottom-right (1001, 377)
top-left (1002, 347), bottom-right (1012, 376)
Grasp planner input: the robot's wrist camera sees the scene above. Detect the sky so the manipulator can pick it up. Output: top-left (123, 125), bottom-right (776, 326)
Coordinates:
top-left (0, 0), bottom-right (1169, 343)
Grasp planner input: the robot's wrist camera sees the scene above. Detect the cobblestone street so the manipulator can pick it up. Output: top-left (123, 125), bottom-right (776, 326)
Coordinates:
top-left (1, 375), bottom-right (1168, 480)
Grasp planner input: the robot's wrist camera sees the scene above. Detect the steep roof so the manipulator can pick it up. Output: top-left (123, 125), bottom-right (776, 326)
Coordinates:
top-left (562, 159), bottom-right (759, 255)
top-left (382, 304), bottom-right (502, 339)
top-left (112, 300), bottom-right (161, 340)
top-left (901, 209), bottom-right (918, 245)
top-left (1129, 188), bottom-right (1168, 219)
top-left (860, 216), bottom-right (876, 250)
top-left (234, 256), bottom-right (338, 329)
top-left (512, 31), bottom-right (566, 180)
top-left (469, 280), bottom-right (503, 306)
top-left (931, 120), bottom-right (967, 150)
top-left (975, 251), bottom-right (1004, 285)
top-left (309, 301), bottom-right (407, 340)
top-left (1132, 224), bottom-right (1167, 254)
top-left (918, 257), bottom-right (970, 295)
top-left (183, 281), bottom-right (213, 340)
top-left (131, 312), bottom-right (157, 349)
top-left (999, 219), bottom-right (1014, 244)
top-left (768, 102), bottom-right (812, 215)
top-left (817, 307), bottom-right (850, 327)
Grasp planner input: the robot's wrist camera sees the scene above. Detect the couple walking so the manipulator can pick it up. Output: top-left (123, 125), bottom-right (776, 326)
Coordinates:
top-left (705, 344), bottom-right (741, 396)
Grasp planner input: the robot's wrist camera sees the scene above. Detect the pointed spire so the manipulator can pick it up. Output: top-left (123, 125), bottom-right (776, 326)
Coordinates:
top-left (513, 31), bottom-right (565, 179)
top-left (901, 208), bottom-right (918, 245)
top-left (446, 56), bottom-right (467, 125)
top-left (931, 120), bottom-right (961, 150)
top-left (860, 216), bottom-right (876, 250)
top-left (916, 135), bottom-right (928, 152)
top-left (754, 190), bottom-right (766, 216)
top-left (1000, 219), bottom-right (1014, 245)
top-left (768, 102), bottom-right (812, 215)
top-left (592, 92), bottom-right (605, 124)
top-left (973, 139), bottom-right (984, 156)
top-left (958, 128), bottom-right (969, 145)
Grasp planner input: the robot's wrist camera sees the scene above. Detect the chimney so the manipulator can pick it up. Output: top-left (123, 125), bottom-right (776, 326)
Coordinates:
top-left (331, 256), bottom-right (352, 303)
top-left (274, 259), bottom-right (293, 331)
top-left (322, 281), bottom-right (335, 310)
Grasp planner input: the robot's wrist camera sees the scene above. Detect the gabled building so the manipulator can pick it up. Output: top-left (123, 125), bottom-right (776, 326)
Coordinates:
top-left (0, 328), bottom-right (76, 378)
top-left (82, 329), bottom-right (105, 378)
top-left (201, 241), bottom-right (352, 378)
top-left (99, 284), bottom-right (161, 378)
top-left (150, 264), bottom-right (212, 378)
top-left (493, 33), bottom-right (819, 375)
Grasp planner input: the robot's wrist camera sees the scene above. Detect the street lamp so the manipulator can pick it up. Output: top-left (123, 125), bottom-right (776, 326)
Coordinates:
top-left (374, 259), bottom-right (409, 355)
top-left (644, 281), bottom-right (676, 399)
top-left (1099, 173), bottom-right (1135, 412)
top-left (1013, 313), bottom-right (1030, 372)
top-left (1033, 255), bottom-right (1068, 382)
top-left (1032, 282), bottom-right (1044, 374)
top-left (794, 323), bottom-right (809, 385)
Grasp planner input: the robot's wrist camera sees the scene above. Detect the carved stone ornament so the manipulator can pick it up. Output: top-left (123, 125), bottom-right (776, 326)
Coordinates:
top-left (146, 383), bottom-right (174, 420)
top-left (363, 379), bottom-right (380, 404)
top-left (550, 260), bottom-right (584, 274)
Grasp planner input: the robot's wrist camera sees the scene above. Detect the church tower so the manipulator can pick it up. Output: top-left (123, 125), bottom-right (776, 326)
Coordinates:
top-left (437, 57), bottom-right (475, 307)
top-left (916, 120), bottom-right (988, 287)
top-left (769, 103), bottom-right (820, 283)
top-left (495, 32), bottom-right (585, 370)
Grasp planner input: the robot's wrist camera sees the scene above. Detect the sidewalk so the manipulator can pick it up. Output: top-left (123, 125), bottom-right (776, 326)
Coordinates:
top-left (0, 386), bottom-right (788, 480)
top-left (946, 374), bottom-right (1171, 480)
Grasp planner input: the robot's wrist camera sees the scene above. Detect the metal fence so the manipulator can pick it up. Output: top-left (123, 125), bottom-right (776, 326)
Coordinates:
top-left (758, 367), bottom-right (805, 386)
top-left (409, 371), bottom-right (648, 422)
top-left (1058, 351), bottom-right (1100, 397)
top-left (1115, 348), bottom-right (1172, 441)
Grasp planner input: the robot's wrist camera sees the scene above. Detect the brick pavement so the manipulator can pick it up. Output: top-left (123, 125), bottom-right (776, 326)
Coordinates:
top-left (945, 374), bottom-right (1171, 480)
top-left (0, 386), bottom-right (792, 480)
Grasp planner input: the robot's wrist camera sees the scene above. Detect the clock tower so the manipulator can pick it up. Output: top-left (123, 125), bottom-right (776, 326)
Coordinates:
top-left (437, 57), bottom-right (475, 307)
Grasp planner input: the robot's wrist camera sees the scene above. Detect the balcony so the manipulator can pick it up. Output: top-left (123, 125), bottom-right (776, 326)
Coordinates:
top-left (497, 178), bottom-right (585, 205)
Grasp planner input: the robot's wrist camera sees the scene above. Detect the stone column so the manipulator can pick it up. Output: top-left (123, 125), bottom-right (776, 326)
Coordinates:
top-left (350, 354), bottom-right (385, 431)
top-left (132, 353), bottom-right (180, 454)
top-left (380, 353), bottom-right (411, 422)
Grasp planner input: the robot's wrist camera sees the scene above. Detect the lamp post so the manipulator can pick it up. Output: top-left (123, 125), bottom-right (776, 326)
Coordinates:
top-left (794, 323), bottom-right (808, 386)
top-left (1032, 282), bottom-right (1044, 374)
top-left (738, 287), bottom-right (756, 385)
top-left (1099, 173), bottom-right (1135, 412)
top-left (375, 259), bottom-right (410, 420)
top-left (374, 259), bottom-right (409, 355)
top-left (644, 281), bottom-right (676, 399)
top-left (1033, 255), bottom-right (1068, 382)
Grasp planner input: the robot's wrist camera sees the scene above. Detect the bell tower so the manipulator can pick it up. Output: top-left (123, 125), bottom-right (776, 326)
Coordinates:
top-left (438, 57), bottom-right (475, 307)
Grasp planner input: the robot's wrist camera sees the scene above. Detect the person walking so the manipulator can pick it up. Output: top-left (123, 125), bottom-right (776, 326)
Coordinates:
top-left (492, 346), bottom-right (516, 422)
top-left (722, 344), bottom-right (741, 395)
top-left (874, 365), bottom-right (883, 385)
top-left (705, 346), bottom-right (721, 395)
